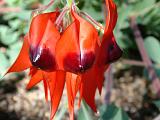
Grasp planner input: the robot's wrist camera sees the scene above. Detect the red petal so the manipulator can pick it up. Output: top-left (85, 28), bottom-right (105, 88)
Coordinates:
top-left (44, 71), bottom-right (66, 119)
top-left (95, 34), bottom-right (122, 92)
top-left (29, 12), bottom-right (59, 46)
top-left (66, 72), bottom-right (74, 120)
top-left (72, 11), bottom-right (99, 52)
top-left (97, 0), bottom-right (121, 71)
top-left (29, 66), bottom-right (37, 76)
top-left (80, 69), bottom-right (97, 112)
top-left (106, 34), bottom-right (123, 63)
top-left (95, 66), bottom-right (108, 94)
top-left (101, 33), bottom-right (123, 64)
top-left (100, 0), bottom-right (121, 64)
top-left (102, 0), bottom-right (122, 65)
top-left (66, 72), bottom-right (81, 120)
top-left (73, 11), bottom-right (99, 71)
top-left (104, 0), bottom-right (118, 36)
top-left (27, 67), bottom-right (50, 101)
top-left (29, 12), bottom-right (60, 71)
top-left (56, 21), bottom-right (80, 72)
top-left (26, 68), bottom-right (43, 90)
top-left (72, 75), bottom-right (81, 97)
top-left (43, 78), bottom-right (49, 102)
top-left (56, 12), bottom-right (99, 73)
top-left (7, 35), bottom-right (31, 73)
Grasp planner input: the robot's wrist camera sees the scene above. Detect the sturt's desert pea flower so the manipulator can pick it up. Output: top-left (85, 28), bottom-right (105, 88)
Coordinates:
top-left (4, 0), bottom-right (123, 119)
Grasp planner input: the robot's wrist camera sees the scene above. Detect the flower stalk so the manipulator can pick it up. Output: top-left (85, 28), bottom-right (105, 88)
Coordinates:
top-left (66, 0), bottom-right (74, 7)
top-left (80, 11), bottom-right (104, 33)
top-left (31, 0), bottom-right (54, 18)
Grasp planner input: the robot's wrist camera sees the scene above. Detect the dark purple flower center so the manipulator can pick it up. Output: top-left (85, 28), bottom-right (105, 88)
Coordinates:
top-left (63, 52), bottom-right (95, 73)
top-left (106, 42), bottom-right (123, 64)
top-left (29, 46), bottom-right (56, 71)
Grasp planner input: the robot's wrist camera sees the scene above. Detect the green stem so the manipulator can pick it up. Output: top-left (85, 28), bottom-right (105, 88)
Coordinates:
top-left (66, 0), bottom-right (73, 7)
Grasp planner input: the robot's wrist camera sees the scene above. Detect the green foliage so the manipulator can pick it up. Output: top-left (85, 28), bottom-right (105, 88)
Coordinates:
top-left (114, 0), bottom-right (160, 88)
top-left (0, 25), bottom-right (20, 45)
top-left (55, 104), bottom-right (67, 120)
top-left (80, 0), bottom-right (104, 21)
top-left (144, 36), bottom-right (160, 64)
top-left (153, 101), bottom-right (160, 109)
top-left (99, 104), bottom-right (129, 120)
top-left (77, 101), bottom-right (130, 120)
top-left (78, 101), bottom-right (93, 120)
top-left (7, 41), bottom-right (22, 64)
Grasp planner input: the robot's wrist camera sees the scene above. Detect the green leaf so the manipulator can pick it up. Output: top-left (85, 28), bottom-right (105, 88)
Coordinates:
top-left (9, 19), bottom-right (21, 30)
top-left (5, 0), bottom-right (20, 6)
top-left (144, 36), bottom-right (160, 64)
top-left (0, 26), bottom-right (19, 45)
top-left (14, 11), bottom-right (31, 20)
top-left (131, 0), bottom-right (156, 15)
top-left (4, 11), bottom-right (31, 21)
top-left (99, 104), bottom-right (129, 120)
top-left (117, 5), bottom-right (132, 29)
top-left (6, 41), bottom-right (22, 64)
top-left (83, 7), bottom-right (104, 21)
top-left (153, 100), bottom-right (160, 109)
top-left (78, 101), bottom-right (93, 120)
top-left (55, 105), bottom-right (67, 120)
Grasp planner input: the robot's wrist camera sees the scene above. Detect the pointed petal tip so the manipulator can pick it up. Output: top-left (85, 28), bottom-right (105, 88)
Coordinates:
top-left (43, 79), bottom-right (49, 102)
top-left (26, 69), bottom-right (43, 90)
top-left (105, 0), bottom-right (118, 34)
top-left (46, 71), bottom-right (66, 120)
top-left (5, 34), bottom-right (31, 74)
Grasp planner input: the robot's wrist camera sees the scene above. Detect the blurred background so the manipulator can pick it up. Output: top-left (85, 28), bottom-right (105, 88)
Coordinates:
top-left (0, 0), bottom-right (160, 120)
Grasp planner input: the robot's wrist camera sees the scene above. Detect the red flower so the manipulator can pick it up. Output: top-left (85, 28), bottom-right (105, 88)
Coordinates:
top-left (93, 0), bottom-right (122, 94)
top-left (6, 11), bottom-right (66, 119)
top-left (57, 10), bottom-right (100, 119)
top-left (75, 0), bottom-right (123, 115)
top-left (5, 0), bottom-right (122, 120)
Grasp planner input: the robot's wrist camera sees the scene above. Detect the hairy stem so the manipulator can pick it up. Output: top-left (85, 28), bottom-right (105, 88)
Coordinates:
top-left (66, 0), bottom-right (74, 7)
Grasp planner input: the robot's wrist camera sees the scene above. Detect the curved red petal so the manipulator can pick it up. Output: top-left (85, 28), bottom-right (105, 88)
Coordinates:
top-left (100, 0), bottom-right (121, 65)
top-left (72, 11), bottom-right (99, 51)
top-left (104, 0), bottom-right (118, 36)
top-left (29, 66), bottom-right (37, 76)
top-left (72, 75), bottom-right (81, 97)
top-left (66, 72), bottom-right (74, 120)
top-left (29, 12), bottom-right (59, 46)
top-left (43, 78), bottom-right (49, 102)
top-left (95, 34), bottom-right (122, 92)
top-left (101, 33), bottom-right (123, 64)
top-left (7, 35), bottom-right (31, 73)
top-left (56, 21), bottom-right (80, 72)
top-left (66, 72), bottom-right (81, 120)
top-left (80, 69), bottom-right (97, 112)
top-left (95, 66), bottom-right (108, 94)
top-left (106, 34), bottom-right (123, 63)
top-left (26, 68), bottom-right (43, 90)
top-left (73, 11), bottom-right (99, 72)
top-left (56, 12), bottom-right (99, 74)
top-left (29, 12), bottom-right (60, 71)
top-left (44, 71), bottom-right (66, 119)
